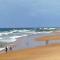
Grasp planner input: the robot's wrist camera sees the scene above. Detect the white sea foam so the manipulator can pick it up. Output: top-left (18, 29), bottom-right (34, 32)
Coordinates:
top-left (10, 34), bottom-right (28, 39)
top-left (0, 38), bottom-right (16, 43)
top-left (0, 30), bottom-right (19, 36)
top-left (39, 31), bottom-right (53, 33)
top-left (5, 34), bottom-right (28, 43)
top-left (19, 29), bottom-right (31, 32)
top-left (25, 31), bottom-right (53, 34)
top-left (49, 28), bottom-right (56, 30)
top-left (44, 28), bottom-right (48, 30)
top-left (0, 28), bottom-right (56, 51)
top-left (0, 29), bottom-right (53, 43)
top-left (0, 38), bottom-right (2, 39)
top-left (10, 36), bottom-right (22, 39)
top-left (0, 29), bottom-right (32, 37)
top-left (0, 48), bottom-right (5, 51)
top-left (0, 32), bottom-right (13, 36)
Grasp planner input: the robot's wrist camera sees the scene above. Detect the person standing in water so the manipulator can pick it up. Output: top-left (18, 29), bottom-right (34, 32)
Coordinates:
top-left (5, 46), bottom-right (8, 53)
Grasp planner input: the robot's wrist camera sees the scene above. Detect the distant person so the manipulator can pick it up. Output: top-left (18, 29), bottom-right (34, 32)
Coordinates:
top-left (46, 40), bottom-right (48, 45)
top-left (5, 46), bottom-right (8, 53)
top-left (9, 46), bottom-right (12, 51)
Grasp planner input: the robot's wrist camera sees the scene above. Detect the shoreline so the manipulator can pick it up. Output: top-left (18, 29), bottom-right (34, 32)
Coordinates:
top-left (0, 44), bottom-right (60, 60)
top-left (0, 32), bottom-right (60, 59)
top-left (35, 35), bottom-right (60, 41)
top-left (0, 33), bottom-right (52, 53)
top-left (0, 31), bottom-right (59, 53)
top-left (0, 30), bottom-right (56, 52)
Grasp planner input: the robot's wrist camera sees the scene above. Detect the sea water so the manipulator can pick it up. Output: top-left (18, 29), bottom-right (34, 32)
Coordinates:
top-left (0, 28), bottom-right (57, 51)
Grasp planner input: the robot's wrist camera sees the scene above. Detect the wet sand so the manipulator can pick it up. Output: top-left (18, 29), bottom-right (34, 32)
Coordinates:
top-left (35, 35), bottom-right (60, 41)
top-left (34, 33), bottom-right (60, 45)
top-left (0, 44), bottom-right (60, 60)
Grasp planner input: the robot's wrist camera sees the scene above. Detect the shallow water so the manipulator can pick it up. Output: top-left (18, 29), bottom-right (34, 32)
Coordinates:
top-left (0, 30), bottom-right (60, 51)
top-left (13, 33), bottom-right (59, 50)
top-left (0, 28), bottom-right (59, 51)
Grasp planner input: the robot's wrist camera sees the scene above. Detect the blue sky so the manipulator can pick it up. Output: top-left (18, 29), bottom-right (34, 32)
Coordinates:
top-left (0, 0), bottom-right (60, 27)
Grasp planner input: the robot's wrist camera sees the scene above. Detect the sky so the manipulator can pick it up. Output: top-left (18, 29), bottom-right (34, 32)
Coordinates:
top-left (0, 0), bottom-right (60, 28)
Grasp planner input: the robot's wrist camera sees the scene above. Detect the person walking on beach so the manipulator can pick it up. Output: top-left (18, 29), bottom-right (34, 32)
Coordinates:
top-left (5, 46), bottom-right (8, 53)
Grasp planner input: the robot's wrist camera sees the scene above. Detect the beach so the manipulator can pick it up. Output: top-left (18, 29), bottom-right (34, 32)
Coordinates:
top-left (0, 31), bottom-right (60, 60)
top-left (0, 44), bottom-right (60, 60)
top-left (0, 28), bottom-right (60, 60)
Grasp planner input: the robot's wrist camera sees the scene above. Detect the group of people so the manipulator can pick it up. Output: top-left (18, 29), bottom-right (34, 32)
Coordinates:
top-left (5, 46), bottom-right (13, 53)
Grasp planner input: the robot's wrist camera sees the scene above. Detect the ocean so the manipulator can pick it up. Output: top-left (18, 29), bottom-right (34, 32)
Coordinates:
top-left (0, 28), bottom-right (58, 51)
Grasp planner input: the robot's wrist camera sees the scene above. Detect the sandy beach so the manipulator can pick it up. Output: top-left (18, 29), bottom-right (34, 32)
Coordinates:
top-left (34, 31), bottom-right (60, 41)
top-left (0, 44), bottom-right (60, 60)
top-left (0, 32), bottom-right (60, 60)
top-left (35, 35), bottom-right (60, 41)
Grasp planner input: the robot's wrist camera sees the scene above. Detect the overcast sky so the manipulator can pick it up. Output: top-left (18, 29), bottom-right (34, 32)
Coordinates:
top-left (0, 0), bottom-right (60, 28)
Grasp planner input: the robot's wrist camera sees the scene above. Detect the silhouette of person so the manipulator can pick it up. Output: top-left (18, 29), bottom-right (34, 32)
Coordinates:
top-left (5, 46), bottom-right (8, 53)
